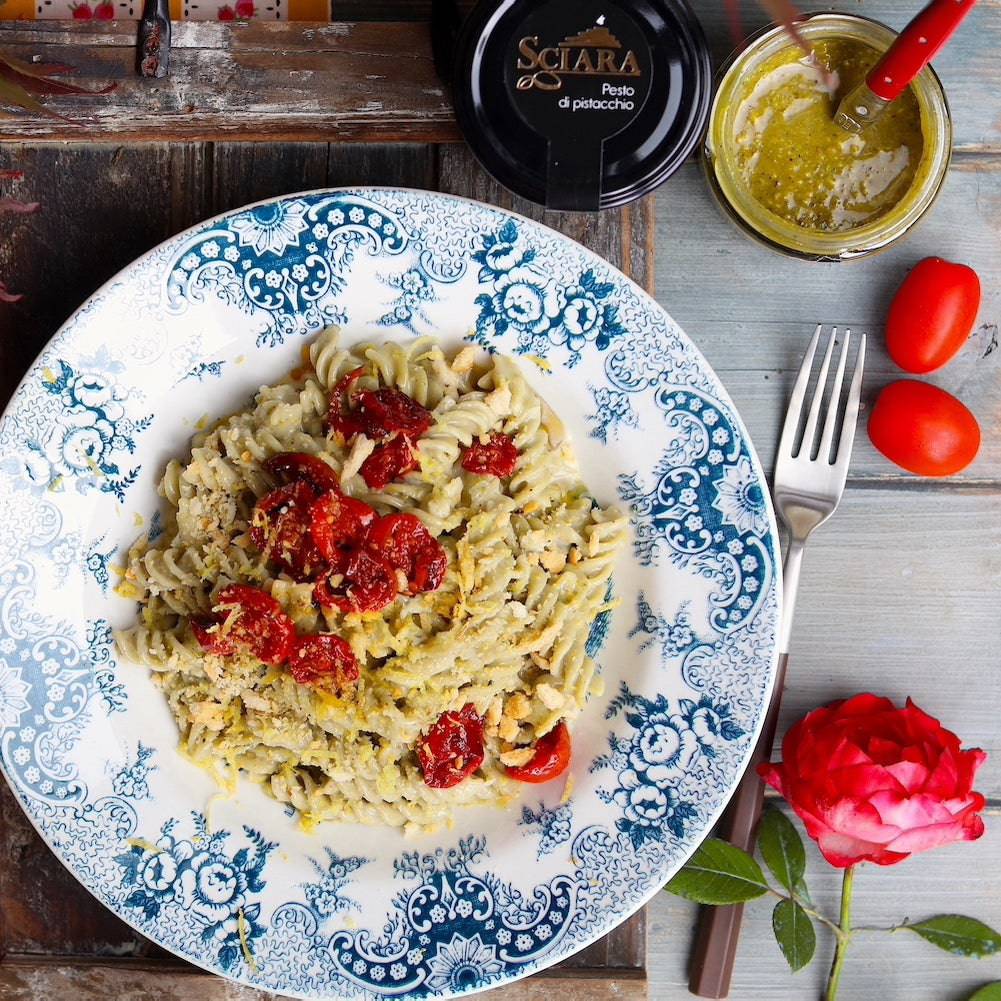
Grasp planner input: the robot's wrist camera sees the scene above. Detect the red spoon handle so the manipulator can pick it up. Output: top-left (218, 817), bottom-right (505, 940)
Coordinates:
top-left (867, 0), bottom-right (977, 101)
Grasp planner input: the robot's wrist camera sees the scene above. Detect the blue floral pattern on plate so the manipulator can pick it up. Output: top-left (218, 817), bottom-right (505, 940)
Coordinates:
top-left (0, 189), bottom-right (780, 1000)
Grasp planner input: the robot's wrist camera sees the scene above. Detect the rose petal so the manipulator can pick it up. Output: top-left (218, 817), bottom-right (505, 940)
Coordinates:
top-left (815, 829), bottom-right (909, 868)
top-left (954, 747), bottom-right (988, 793)
top-left (826, 797), bottom-right (901, 845)
top-left (836, 693), bottom-right (897, 718)
top-left (868, 790), bottom-right (953, 829)
top-left (866, 735), bottom-right (905, 764)
top-left (757, 762), bottom-right (787, 795)
top-left (827, 736), bottom-right (874, 771)
top-left (886, 806), bottom-right (986, 855)
top-left (904, 698), bottom-right (960, 747)
top-left (885, 759), bottom-right (929, 793)
top-left (827, 762), bottom-right (906, 799)
top-left (922, 748), bottom-right (960, 798)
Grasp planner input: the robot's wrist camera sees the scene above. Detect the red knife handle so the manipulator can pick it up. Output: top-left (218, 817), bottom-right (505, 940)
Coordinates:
top-left (867, 0), bottom-right (977, 102)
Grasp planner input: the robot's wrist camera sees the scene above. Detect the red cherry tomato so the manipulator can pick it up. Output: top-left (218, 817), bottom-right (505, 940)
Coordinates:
top-left (264, 452), bottom-right (341, 495)
top-left (327, 367), bottom-right (367, 439)
top-left (251, 481), bottom-right (319, 578)
top-left (869, 380), bottom-right (980, 477)
top-left (309, 491), bottom-right (377, 567)
top-left (314, 548), bottom-right (397, 613)
top-left (417, 703), bottom-right (485, 788)
top-left (366, 513), bottom-right (447, 593)
top-left (357, 388), bottom-right (432, 441)
top-left (461, 433), bottom-right (519, 477)
top-left (505, 721), bottom-right (571, 784)
top-left (192, 584), bottom-right (295, 665)
top-left (287, 633), bottom-right (360, 689)
top-left (360, 435), bottom-right (420, 490)
top-left (886, 257), bottom-right (981, 374)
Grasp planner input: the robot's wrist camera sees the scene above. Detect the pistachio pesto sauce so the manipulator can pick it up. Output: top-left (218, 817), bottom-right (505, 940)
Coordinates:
top-left (732, 37), bottom-right (925, 232)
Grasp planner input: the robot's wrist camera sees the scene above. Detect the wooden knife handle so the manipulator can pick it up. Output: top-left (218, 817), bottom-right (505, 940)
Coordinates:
top-left (867, 0), bottom-right (977, 102)
top-left (688, 651), bottom-right (789, 998)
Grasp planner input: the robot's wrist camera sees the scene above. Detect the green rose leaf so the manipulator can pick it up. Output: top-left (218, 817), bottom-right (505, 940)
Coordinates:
top-left (967, 984), bottom-right (1001, 1001)
top-left (666, 838), bottom-right (770, 905)
top-left (772, 898), bottom-right (816, 972)
top-left (906, 916), bottom-right (1001, 958)
top-left (758, 807), bottom-right (806, 894)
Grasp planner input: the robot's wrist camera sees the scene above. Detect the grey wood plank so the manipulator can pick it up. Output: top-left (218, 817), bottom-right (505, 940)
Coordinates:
top-left (767, 487), bottom-right (1001, 794)
top-left (649, 804), bottom-right (1001, 1001)
top-left (654, 160), bottom-right (1001, 484)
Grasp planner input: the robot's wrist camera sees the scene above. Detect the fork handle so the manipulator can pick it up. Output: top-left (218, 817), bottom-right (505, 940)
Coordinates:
top-left (688, 651), bottom-right (789, 998)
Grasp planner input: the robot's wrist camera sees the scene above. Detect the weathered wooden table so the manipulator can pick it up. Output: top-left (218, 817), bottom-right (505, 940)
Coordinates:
top-left (0, 1), bottom-right (998, 999)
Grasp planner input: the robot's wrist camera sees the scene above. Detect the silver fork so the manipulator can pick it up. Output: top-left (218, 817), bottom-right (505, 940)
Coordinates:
top-left (690, 325), bottom-right (866, 998)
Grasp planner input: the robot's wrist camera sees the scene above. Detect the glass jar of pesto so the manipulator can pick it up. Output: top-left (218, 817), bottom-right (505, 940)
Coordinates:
top-left (703, 13), bottom-right (952, 261)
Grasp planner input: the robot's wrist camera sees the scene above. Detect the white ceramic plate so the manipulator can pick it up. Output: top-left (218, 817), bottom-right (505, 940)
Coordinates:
top-left (0, 189), bottom-right (780, 999)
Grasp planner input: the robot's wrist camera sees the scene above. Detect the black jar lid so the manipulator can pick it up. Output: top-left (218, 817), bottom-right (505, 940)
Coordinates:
top-left (451, 0), bottom-right (712, 212)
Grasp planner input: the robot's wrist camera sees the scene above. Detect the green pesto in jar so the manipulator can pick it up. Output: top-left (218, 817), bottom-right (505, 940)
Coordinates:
top-left (732, 37), bottom-right (925, 232)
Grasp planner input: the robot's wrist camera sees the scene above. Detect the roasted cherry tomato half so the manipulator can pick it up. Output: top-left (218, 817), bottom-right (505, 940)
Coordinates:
top-left (287, 633), bottom-right (360, 689)
top-left (327, 367), bottom-right (367, 439)
top-left (417, 703), bottom-right (485, 789)
top-left (366, 513), bottom-right (447, 593)
top-left (357, 388), bottom-right (432, 441)
top-left (314, 548), bottom-right (397, 613)
top-left (868, 380), bottom-right (981, 477)
top-left (461, 432), bottom-right (519, 478)
top-left (360, 435), bottom-right (420, 490)
top-left (192, 584), bottom-right (295, 665)
top-left (309, 490), bottom-right (378, 567)
top-left (251, 480), bottom-right (318, 577)
top-left (886, 257), bottom-right (981, 374)
top-left (264, 451), bottom-right (342, 495)
top-left (505, 721), bottom-right (571, 784)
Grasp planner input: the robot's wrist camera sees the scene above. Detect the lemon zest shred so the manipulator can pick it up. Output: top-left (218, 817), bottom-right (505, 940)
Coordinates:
top-left (237, 908), bottom-right (259, 973)
top-left (524, 355), bottom-right (552, 372)
top-left (126, 837), bottom-right (162, 854)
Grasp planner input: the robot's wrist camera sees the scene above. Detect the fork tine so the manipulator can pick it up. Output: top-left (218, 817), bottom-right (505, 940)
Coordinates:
top-left (799, 326), bottom-right (837, 458)
top-left (835, 332), bottom-right (866, 464)
top-left (778, 323), bottom-right (821, 459)
top-left (818, 330), bottom-right (851, 463)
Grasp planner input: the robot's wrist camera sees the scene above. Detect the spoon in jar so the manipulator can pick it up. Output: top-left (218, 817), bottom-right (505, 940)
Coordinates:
top-left (835, 0), bottom-right (977, 133)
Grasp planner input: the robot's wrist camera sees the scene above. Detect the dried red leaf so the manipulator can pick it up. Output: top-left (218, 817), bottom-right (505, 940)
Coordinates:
top-left (0, 282), bottom-right (24, 304)
top-left (0, 199), bottom-right (40, 215)
top-left (0, 56), bottom-right (117, 97)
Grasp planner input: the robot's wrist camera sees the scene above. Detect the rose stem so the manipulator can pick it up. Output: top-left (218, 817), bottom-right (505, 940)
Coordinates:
top-left (825, 866), bottom-right (856, 1001)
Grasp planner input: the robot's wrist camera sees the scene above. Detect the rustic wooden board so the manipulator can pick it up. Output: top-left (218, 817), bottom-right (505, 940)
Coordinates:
top-left (0, 964), bottom-right (646, 1001)
top-left (0, 140), bottom-right (650, 987)
top-left (0, 21), bottom-right (459, 143)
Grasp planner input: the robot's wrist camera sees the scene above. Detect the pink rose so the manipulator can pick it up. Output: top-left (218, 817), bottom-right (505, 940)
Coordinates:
top-left (759, 694), bottom-right (987, 867)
